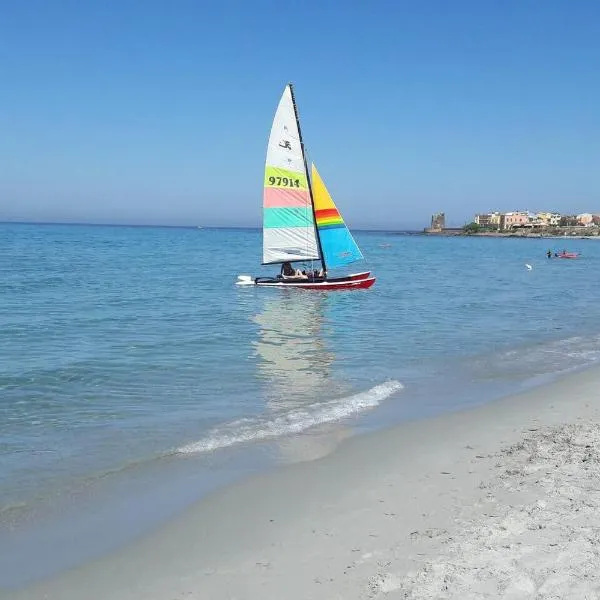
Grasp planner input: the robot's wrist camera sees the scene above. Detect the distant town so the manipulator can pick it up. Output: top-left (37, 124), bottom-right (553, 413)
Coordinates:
top-left (425, 211), bottom-right (600, 237)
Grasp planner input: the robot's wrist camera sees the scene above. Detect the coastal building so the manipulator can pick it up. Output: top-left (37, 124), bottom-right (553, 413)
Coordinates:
top-left (430, 213), bottom-right (445, 231)
top-left (489, 212), bottom-right (502, 227)
top-left (524, 212), bottom-right (546, 228)
top-left (502, 211), bottom-right (529, 230)
top-left (561, 215), bottom-right (580, 227)
top-left (474, 213), bottom-right (492, 227)
top-left (474, 212), bottom-right (502, 229)
top-left (577, 213), bottom-right (594, 226)
top-left (537, 212), bottom-right (561, 226)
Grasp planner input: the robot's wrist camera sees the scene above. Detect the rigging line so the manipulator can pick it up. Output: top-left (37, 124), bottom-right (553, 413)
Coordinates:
top-left (304, 145), bottom-right (317, 265)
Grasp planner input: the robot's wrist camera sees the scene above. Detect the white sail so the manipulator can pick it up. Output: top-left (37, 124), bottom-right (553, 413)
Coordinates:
top-left (262, 85), bottom-right (320, 264)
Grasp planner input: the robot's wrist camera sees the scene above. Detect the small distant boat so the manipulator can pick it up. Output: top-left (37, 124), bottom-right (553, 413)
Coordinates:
top-left (236, 84), bottom-right (375, 291)
top-left (548, 249), bottom-right (580, 259)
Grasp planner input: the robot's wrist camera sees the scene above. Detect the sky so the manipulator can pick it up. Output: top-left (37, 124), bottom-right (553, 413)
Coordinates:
top-left (1, 0), bottom-right (599, 230)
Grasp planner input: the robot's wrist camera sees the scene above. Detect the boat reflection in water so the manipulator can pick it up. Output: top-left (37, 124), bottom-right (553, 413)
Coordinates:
top-left (251, 291), bottom-right (351, 462)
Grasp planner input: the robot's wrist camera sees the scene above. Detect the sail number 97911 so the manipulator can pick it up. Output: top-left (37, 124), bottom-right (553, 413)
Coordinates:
top-left (268, 176), bottom-right (301, 188)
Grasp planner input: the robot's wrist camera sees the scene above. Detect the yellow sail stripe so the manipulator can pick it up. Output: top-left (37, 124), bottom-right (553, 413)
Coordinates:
top-left (310, 163), bottom-right (337, 211)
top-left (264, 166), bottom-right (308, 190)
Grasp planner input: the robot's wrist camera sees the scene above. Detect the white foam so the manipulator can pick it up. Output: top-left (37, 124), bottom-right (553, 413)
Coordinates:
top-left (176, 380), bottom-right (403, 454)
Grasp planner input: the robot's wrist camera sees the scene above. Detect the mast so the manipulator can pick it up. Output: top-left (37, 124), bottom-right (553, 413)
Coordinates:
top-left (288, 82), bottom-right (327, 275)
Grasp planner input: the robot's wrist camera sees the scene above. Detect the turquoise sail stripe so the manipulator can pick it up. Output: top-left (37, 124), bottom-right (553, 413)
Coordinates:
top-left (318, 225), bottom-right (364, 268)
top-left (264, 207), bottom-right (314, 229)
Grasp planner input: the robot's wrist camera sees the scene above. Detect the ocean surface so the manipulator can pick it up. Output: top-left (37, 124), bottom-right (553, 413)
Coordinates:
top-left (2, 222), bottom-right (599, 588)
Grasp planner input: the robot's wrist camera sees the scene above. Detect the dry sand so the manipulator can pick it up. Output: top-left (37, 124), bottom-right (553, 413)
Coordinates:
top-left (5, 366), bottom-right (600, 599)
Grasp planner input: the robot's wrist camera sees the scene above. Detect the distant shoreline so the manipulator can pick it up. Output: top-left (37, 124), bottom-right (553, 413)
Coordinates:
top-left (421, 229), bottom-right (600, 240)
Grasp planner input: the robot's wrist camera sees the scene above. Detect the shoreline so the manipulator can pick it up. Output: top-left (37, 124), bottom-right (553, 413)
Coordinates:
top-left (4, 338), bottom-right (598, 591)
top-left (421, 229), bottom-right (600, 239)
top-left (423, 232), bottom-right (600, 239)
top-left (7, 364), bottom-right (600, 600)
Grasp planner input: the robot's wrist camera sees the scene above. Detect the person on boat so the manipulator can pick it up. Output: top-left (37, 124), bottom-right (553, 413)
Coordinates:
top-left (280, 262), bottom-right (307, 279)
top-left (281, 262), bottom-right (295, 277)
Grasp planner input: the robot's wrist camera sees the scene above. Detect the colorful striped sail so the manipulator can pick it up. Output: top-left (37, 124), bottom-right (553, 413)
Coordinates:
top-left (262, 85), bottom-right (320, 265)
top-left (311, 163), bottom-right (364, 269)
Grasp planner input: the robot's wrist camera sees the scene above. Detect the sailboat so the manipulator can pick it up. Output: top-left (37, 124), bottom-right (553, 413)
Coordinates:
top-left (236, 83), bottom-right (375, 290)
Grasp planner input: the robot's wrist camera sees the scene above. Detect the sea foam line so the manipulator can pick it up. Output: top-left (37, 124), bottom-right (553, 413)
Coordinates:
top-left (177, 380), bottom-right (403, 455)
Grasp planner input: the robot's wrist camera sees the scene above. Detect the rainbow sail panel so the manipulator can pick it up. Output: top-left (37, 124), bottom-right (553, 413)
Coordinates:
top-left (311, 164), bottom-right (364, 269)
top-left (262, 86), bottom-right (320, 265)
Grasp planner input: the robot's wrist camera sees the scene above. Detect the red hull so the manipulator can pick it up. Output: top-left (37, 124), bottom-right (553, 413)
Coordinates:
top-left (287, 276), bottom-right (376, 290)
top-left (250, 272), bottom-right (376, 290)
top-left (347, 271), bottom-right (371, 281)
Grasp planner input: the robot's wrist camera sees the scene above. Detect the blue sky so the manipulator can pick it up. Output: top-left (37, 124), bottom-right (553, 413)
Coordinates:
top-left (1, 0), bottom-right (599, 229)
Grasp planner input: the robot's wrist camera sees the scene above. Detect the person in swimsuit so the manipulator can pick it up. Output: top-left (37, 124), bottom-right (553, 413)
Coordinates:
top-left (280, 262), bottom-right (307, 279)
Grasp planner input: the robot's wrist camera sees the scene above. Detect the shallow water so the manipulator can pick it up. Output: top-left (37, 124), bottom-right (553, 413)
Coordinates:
top-left (1, 223), bottom-right (598, 587)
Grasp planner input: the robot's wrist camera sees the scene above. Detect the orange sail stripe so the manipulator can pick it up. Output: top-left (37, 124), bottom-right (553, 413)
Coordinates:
top-left (315, 208), bottom-right (340, 220)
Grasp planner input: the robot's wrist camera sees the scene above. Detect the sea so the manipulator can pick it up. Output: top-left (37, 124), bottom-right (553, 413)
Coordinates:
top-left (1, 222), bottom-right (599, 589)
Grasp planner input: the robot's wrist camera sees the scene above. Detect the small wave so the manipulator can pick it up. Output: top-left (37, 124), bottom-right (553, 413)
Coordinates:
top-left (177, 380), bottom-right (403, 454)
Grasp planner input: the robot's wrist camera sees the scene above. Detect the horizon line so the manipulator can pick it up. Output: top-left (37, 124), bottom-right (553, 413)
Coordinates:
top-left (0, 220), bottom-right (423, 233)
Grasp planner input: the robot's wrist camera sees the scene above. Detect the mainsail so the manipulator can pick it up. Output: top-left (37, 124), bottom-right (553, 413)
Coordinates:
top-left (262, 85), bottom-right (320, 265)
top-left (311, 163), bottom-right (364, 269)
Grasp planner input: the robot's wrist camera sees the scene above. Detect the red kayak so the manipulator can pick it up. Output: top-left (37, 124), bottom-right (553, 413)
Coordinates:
top-left (557, 252), bottom-right (579, 259)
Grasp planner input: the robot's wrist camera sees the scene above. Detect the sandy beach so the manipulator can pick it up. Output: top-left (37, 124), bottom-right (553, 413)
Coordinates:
top-left (6, 366), bottom-right (600, 600)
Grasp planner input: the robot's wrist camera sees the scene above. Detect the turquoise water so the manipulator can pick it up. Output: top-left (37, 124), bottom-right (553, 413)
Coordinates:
top-left (2, 222), bottom-right (600, 587)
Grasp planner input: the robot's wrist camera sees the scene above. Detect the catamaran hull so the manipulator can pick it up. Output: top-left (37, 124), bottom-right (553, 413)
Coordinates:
top-left (254, 277), bottom-right (376, 290)
top-left (236, 272), bottom-right (375, 290)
